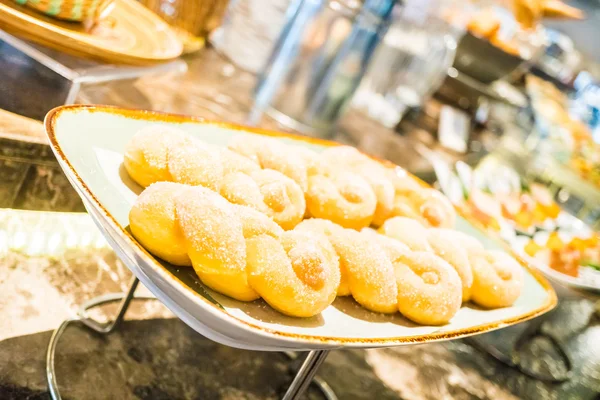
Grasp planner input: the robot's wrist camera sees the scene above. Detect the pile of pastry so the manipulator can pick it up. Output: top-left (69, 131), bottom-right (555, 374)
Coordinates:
top-left (124, 125), bottom-right (524, 325)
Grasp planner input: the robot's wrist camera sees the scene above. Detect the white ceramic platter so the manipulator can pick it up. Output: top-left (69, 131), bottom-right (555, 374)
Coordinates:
top-left (45, 105), bottom-right (557, 351)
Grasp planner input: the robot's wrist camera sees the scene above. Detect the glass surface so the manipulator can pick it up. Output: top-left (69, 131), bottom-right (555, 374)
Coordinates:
top-left (352, 0), bottom-right (469, 128)
top-left (0, 40), bottom-right (73, 121)
top-left (252, 0), bottom-right (397, 136)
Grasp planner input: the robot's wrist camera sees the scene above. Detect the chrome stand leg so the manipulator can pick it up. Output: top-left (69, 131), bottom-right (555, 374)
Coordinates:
top-left (46, 277), bottom-right (337, 400)
top-left (282, 350), bottom-right (335, 400)
top-left (46, 277), bottom-right (153, 400)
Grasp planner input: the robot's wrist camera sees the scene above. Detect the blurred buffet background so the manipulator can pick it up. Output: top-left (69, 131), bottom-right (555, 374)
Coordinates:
top-left (1, 0), bottom-right (600, 399)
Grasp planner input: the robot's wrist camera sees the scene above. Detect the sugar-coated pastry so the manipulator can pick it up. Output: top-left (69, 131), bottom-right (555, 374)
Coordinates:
top-left (220, 148), bottom-right (261, 176)
top-left (361, 228), bottom-right (410, 253)
top-left (305, 167), bottom-right (377, 230)
top-left (129, 182), bottom-right (192, 267)
top-left (394, 188), bottom-right (456, 228)
top-left (246, 231), bottom-right (340, 317)
top-left (454, 231), bottom-right (486, 254)
top-left (295, 147), bottom-right (320, 174)
top-left (321, 146), bottom-right (394, 226)
top-left (294, 218), bottom-right (350, 295)
top-left (220, 169), bottom-right (306, 230)
top-left (228, 135), bottom-right (309, 191)
top-left (469, 250), bottom-right (524, 308)
top-left (332, 228), bottom-right (398, 313)
top-left (124, 125), bottom-right (191, 187)
top-left (232, 204), bottom-right (283, 240)
top-left (174, 186), bottom-right (260, 301)
top-left (295, 219), bottom-right (399, 313)
top-left (167, 141), bottom-right (224, 191)
top-left (427, 228), bottom-right (474, 302)
top-left (392, 251), bottom-right (463, 325)
top-left (378, 217), bottom-right (431, 252)
top-left (124, 125), bottom-right (223, 191)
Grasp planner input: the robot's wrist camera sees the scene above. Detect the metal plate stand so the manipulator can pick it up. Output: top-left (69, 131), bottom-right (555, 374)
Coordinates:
top-left (46, 277), bottom-right (337, 400)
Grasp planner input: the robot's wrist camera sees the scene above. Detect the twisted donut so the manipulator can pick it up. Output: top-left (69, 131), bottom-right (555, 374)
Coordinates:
top-left (124, 125), bottom-right (223, 191)
top-left (228, 135), bottom-right (310, 191)
top-left (453, 231), bottom-right (486, 254)
top-left (394, 188), bottom-right (456, 229)
top-left (232, 203), bottom-right (284, 240)
top-left (469, 250), bottom-right (524, 308)
top-left (295, 219), bottom-right (398, 314)
top-left (426, 228), bottom-right (474, 302)
top-left (130, 183), bottom-right (339, 316)
top-left (385, 170), bottom-right (456, 228)
top-left (305, 165), bottom-right (377, 230)
top-left (220, 169), bottom-right (306, 230)
top-left (221, 148), bottom-right (261, 176)
top-left (246, 230), bottom-right (340, 317)
top-left (378, 216), bottom-right (431, 252)
top-left (321, 146), bottom-right (394, 226)
top-left (294, 219), bottom-right (350, 296)
top-left (129, 182), bottom-right (192, 267)
top-left (174, 185), bottom-right (260, 301)
top-left (392, 251), bottom-right (463, 325)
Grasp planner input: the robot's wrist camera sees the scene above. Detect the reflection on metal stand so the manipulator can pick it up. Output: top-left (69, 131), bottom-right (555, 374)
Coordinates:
top-left (464, 314), bottom-right (573, 383)
top-left (45, 277), bottom-right (337, 400)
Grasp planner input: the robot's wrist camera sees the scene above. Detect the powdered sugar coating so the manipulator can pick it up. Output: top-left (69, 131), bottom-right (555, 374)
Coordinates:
top-left (393, 251), bottom-right (462, 325)
top-left (393, 188), bottom-right (456, 228)
top-left (220, 169), bottom-right (305, 230)
top-left (168, 141), bottom-right (224, 191)
top-left (333, 229), bottom-right (398, 314)
top-left (360, 228), bottom-right (410, 259)
top-left (378, 216), bottom-right (431, 252)
top-left (245, 231), bottom-right (340, 317)
top-left (469, 250), bottom-right (524, 308)
top-left (123, 125), bottom-right (191, 187)
top-left (427, 228), bottom-right (474, 302)
top-left (385, 170), bottom-right (456, 228)
top-left (232, 204), bottom-right (283, 239)
top-left (306, 168), bottom-right (376, 230)
top-left (321, 146), bottom-right (394, 227)
top-left (174, 186), bottom-right (259, 301)
top-left (228, 135), bottom-right (309, 191)
top-left (220, 148), bottom-right (261, 176)
top-left (294, 219), bottom-right (350, 296)
top-left (124, 125), bottom-right (225, 191)
top-left (129, 182), bottom-right (192, 266)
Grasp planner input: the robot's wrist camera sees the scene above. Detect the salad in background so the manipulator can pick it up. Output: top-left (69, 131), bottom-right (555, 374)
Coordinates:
top-left (438, 157), bottom-right (600, 290)
top-left (527, 74), bottom-right (600, 188)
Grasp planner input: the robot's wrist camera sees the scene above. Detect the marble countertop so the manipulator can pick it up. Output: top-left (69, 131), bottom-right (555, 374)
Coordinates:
top-left (0, 47), bottom-right (599, 400)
